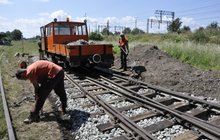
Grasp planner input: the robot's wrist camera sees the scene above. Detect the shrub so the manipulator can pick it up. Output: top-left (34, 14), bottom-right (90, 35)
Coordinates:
top-left (190, 30), bottom-right (209, 43)
top-left (89, 32), bottom-right (103, 41)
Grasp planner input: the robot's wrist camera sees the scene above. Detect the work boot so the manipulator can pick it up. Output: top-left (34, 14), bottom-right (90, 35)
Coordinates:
top-left (119, 66), bottom-right (123, 69)
top-left (23, 112), bottom-right (40, 124)
top-left (60, 113), bottom-right (70, 121)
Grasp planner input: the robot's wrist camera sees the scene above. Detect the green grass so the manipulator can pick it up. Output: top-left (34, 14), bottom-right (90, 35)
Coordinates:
top-left (158, 41), bottom-right (220, 71)
top-left (0, 39), bottom-right (38, 139)
top-left (0, 96), bottom-right (8, 140)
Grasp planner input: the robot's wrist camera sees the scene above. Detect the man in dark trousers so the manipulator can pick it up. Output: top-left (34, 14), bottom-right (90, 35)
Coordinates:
top-left (16, 60), bottom-right (67, 123)
top-left (38, 38), bottom-right (44, 59)
top-left (119, 33), bottom-right (129, 71)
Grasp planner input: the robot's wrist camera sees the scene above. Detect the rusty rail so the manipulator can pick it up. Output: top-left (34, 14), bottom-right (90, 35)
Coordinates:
top-left (0, 70), bottom-right (16, 140)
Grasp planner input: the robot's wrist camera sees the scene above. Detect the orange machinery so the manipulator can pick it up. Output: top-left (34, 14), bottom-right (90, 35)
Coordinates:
top-left (40, 18), bottom-right (114, 68)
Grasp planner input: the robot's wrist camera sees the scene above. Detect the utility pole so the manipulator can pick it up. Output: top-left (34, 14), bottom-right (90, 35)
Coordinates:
top-left (107, 20), bottom-right (110, 35)
top-left (147, 19), bottom-right (149, 33)
top-left (135, 17), bottom-right (138, 28)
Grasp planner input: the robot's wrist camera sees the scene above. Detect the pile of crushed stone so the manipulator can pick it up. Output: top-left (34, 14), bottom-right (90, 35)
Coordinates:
top-left (116, 44), bottom-right (220, 100)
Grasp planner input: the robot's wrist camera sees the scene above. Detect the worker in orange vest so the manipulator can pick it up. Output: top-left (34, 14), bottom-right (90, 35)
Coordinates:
top-left (119, 33), bottom-right (129, 71)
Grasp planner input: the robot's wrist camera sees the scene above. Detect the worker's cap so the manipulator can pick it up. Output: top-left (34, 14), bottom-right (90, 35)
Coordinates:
top-left (120, 32), bottom-right (124, 36)
top-left (15, 69), bottom-right (26, 79)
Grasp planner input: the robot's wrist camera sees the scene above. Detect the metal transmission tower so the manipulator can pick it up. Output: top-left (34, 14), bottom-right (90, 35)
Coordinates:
top-left (147, 10), bottom-right (175, 33)
top-left (155, 10), bottom-right (175, 22)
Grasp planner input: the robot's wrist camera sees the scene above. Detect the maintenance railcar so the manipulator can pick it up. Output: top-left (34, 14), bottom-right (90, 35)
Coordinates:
top-left (40, 18), bottom-right (114, 68)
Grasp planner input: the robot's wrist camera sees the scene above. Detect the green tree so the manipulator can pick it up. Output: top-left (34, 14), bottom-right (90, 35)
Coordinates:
top-left (167, 18), bottom-right (182, 33)
top-left (101, 27), bottom-right (113, 35)
top-left (123, 27), bottom-right (131, 34)
top-left (131, 28), bottom-right (145, 34)
top-left (206, 22), bottom-right (218, 29)
top-left (11, 29), bottom-right (22, 40)
top-left (0, 32), bottom-right (6, 40)
top-left (89, 32), bottom-right (103, 41)
top-left (180, 26), bottom-right (191, 33)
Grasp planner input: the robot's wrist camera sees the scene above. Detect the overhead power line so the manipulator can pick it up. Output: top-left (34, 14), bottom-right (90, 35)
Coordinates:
top-left (178, 9), bottom-right (220, 17)
top-left (176, 2), bottom-right (220, 13)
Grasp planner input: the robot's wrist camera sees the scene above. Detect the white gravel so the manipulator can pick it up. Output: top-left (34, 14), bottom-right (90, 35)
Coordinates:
top-left (98, 93), bottom-right (121, 102)
top-left (110, 100), bottom-right (134, 108)
top-left (152, 125), bottom-right (189, 140)
top-left (137, 116), bottom-right (166, 128)
top-left (137, 88), bottom-right (155, 95)
top-left (50, 78), bottom-right (196, 139)
top-left (122, 107), bottom-right (149, 117)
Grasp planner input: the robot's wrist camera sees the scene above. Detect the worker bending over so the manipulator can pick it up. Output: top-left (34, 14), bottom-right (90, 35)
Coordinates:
top-left (16, 60), bottom-right (67, 123)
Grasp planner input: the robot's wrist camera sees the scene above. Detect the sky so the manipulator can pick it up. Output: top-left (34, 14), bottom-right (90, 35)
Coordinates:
top-left (0, 0), bottom-right (220, 38)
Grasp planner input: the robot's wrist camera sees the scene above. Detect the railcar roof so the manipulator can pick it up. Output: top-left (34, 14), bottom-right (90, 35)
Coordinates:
top-left (41, 21), bottom-right (86, 28)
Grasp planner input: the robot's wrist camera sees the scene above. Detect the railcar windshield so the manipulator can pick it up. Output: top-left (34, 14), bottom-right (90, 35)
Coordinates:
top-left (54, 23), bottom-right (70, 35)
top-left (52, 22), bottom-right (87, 36)
top-left (42, 22), bottom-right (88, 37)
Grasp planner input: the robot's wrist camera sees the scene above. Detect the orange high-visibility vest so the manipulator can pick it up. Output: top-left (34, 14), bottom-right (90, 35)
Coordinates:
top-left (119, 36), bottom-right (128, 47)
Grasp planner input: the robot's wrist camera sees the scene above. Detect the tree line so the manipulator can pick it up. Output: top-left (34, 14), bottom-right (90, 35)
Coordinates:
top-left (90, 19), bottom-right (220, 44)
top-left (0, 29), bottom-right (22, 45)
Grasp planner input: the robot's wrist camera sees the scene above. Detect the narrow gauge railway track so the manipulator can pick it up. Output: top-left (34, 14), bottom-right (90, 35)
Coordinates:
top-left (61, 67), bottom-right (220, 140)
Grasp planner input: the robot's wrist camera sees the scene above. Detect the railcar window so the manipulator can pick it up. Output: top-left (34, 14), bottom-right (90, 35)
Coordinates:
top-left (72, 24), bottom-right (87, 35)
top-left (78, 26), bottom-right (83, 35)
top-left (82, 25), bottom-right (87, 35)
top-left (47, 25), bottom-right (53, 36)
top-left (54, 23), bottom-right (70, 35)
top-left (54, 24), bottom-right (59, 35)
top-left (40, 27), bottom-right (45, 37)
top-left (59, 23), bottom-right (70, 35)
top-left (71, 24), bottom-right (77, 35)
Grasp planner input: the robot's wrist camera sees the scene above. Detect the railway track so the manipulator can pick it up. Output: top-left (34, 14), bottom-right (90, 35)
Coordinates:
top-left (0, 70), bottom-right (16, 140)
top-left (2, 66), bottom-right (220, 139)
top-left (52, 67), bottom-right (220, 140)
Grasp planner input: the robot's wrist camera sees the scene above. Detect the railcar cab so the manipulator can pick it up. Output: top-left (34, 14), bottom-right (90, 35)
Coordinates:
top-left (40, 18), bottom-right (88, 54)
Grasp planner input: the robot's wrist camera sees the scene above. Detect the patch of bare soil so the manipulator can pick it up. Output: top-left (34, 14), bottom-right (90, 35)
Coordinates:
top-left (119, 44), bottom-right (220, 100)
top-left (9, 79), bottom-right (63, 140)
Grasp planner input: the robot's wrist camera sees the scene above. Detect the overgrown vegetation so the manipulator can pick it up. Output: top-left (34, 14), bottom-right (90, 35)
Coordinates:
top-left (0, 97), bottom-right (8, 140)
top-left (89, 32), bottom-right (104, 41)
top-left (99, 22), bottom-right (220, 71)
top-left (159, 41), bottom-right (220, 70)
top-left (102, 34), bottom-right (220, 71)
top-left (0, 39), bottom-right (38, 139)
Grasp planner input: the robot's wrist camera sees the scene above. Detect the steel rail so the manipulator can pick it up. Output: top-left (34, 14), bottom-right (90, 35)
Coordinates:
top-left (113, 74), bottom-right (220, 130)
top-left (93, 75), bottom-right (220, 140)
top-left (0, 70), bottom-right (16, 140)
top-left (114, 74), bottom-right (220, 111)
top-left (65, 74), bottom-right (156, 140)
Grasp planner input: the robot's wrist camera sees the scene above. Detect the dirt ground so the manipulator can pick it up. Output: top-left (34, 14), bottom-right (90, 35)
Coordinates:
top-left (117, 44), bottom-right (220, 101)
